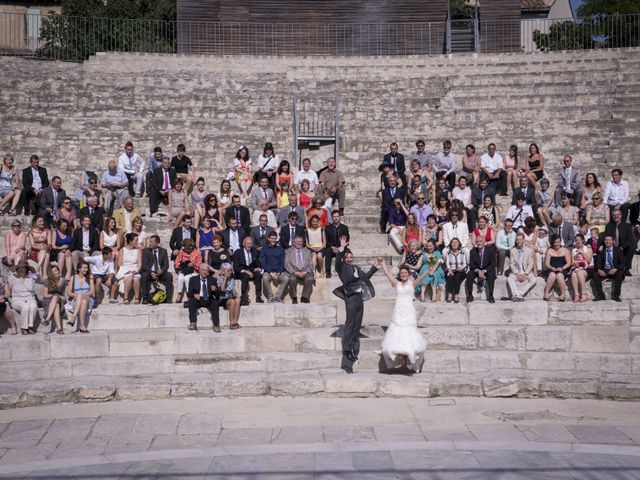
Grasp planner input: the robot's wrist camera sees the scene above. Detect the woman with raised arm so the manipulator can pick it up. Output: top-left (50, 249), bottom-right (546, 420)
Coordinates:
top-left (379, 259), bottom-right (429, 373)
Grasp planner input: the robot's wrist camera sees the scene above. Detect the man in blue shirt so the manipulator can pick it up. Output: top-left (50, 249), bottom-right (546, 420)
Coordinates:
top-left (260, 231), bottom-right (288, 303)
top-left (100, 160), bottom-right (129, 215)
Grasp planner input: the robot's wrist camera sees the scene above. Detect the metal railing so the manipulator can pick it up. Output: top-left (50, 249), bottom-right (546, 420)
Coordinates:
top-left (0, 12), bottom-right (638, 62)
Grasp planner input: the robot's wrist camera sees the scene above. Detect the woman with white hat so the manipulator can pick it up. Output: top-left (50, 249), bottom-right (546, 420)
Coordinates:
top-left (6, 258), bottom-right (40, 335)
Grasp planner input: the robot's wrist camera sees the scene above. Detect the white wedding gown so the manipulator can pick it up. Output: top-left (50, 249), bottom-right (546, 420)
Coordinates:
top-left (380, 281), bottom-right (426, 372)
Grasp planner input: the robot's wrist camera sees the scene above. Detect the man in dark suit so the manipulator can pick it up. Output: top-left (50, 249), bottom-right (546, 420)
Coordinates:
top-left (250, 214), bottom-right (275, 251)
top-left (186, 263), bottom-right (220, 331)
top-left (381, 142), bottom-right (406, 185)
top-left (466, 235), bottom-right (497, 303)
top-left (511, 175), bottom-right (536, 207)
top-left (70, 215), bottom-right (100, 270)
top-left (279, 212), bottom-right (306, 249)
top-left (140, 235), bottom-right (174, 304)
top-left (471, 177), bottom-right (495, 209)
top-left (21, 154), bottom-right (49, 215)
top-left (150, 156), bottom-right (177, 217)
top-left (548, 213), bottom-right (575, 248)
top-left (324, 210), bottom-right (350, 278)
top-left (221, 217), bottom-right (246, 255)
top-left (379, 175), bottom-right (406, 233)
top-left (224, 194), bottom-right (251, 235)
top-left (78, 195), bottom-right (105, 231)
top-left (334, 236), bottom-right (379, 372)
top-left (603, 208), bottom-right (635, 276)
top-left (593, 234), bottom-right (626, 302)
top-left (232, 236), bottom-right (263, 306)
top-left (39, 176), bottom-right (66, 227)
top-left (169, 215), bottom-right (197, 260)
top-left (630, 190), bottom-right (640, 253)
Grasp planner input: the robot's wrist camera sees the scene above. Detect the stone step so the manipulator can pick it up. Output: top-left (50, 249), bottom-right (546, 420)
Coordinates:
top-left (1, 368), bottom-right (638, 410)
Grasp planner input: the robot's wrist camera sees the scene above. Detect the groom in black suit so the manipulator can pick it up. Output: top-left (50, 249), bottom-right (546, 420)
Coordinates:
top-left (333, 236), bottom-right (380, 373)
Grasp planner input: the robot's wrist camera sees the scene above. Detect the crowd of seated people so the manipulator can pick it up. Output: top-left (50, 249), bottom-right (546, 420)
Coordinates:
top-left (379, 140), bottom-right (639, 304)
top-left (0, 142), bottom-right (350, 334)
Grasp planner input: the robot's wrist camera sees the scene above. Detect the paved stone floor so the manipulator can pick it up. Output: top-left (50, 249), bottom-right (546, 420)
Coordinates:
top-left (0, 397), bottom-right (639, 479)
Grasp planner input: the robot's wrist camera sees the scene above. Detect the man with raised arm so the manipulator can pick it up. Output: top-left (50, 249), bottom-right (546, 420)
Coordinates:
top-left (333, 236), bottom-right (381, 373)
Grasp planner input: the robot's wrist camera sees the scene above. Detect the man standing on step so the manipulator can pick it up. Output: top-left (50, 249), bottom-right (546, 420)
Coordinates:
top-left (334, 236), bottom-right (380, 373)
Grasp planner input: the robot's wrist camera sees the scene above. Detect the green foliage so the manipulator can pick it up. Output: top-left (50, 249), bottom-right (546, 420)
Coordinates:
top-left (450, 0), bottom-right (476, 19)
top-left (533, 0), bottom-right (640, 51)
top-left (39, 0), bottom-right (177, 60)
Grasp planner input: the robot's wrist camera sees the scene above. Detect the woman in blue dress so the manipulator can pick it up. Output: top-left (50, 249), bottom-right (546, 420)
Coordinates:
top-left (416, 238), bottom-right (445, 302)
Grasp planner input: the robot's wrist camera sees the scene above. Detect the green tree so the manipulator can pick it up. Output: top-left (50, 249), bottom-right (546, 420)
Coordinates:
top-left (39, 0), bottom-right (177, 60)
top-left (533, 0), bottom-right (640, 50)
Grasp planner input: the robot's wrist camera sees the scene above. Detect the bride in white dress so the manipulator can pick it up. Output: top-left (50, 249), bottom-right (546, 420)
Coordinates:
top-left (379, 260), bottom-right (428, 372)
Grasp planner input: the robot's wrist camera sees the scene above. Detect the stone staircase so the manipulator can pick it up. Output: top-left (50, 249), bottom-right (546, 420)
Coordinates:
top-left (1, 299), bottom-right (638, 408)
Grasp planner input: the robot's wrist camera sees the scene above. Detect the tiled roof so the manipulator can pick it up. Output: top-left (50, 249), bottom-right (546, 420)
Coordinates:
top-left (520, 0), bottom-right (552, 11)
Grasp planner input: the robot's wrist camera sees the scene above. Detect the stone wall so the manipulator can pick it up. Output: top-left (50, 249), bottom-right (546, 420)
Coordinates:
top-left (1, 48), bottom-right (639, 193)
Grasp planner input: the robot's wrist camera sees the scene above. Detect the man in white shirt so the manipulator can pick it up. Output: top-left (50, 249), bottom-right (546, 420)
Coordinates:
top-left (433, 140), bottom-right (456, 190)
top-left (451, 176), bottom-right (475, 229)
top-left (117, 141), bottom-right (145, 198)
top-left (506, 193), bottom-right (534, 230)
top-left (480, 143), bottom-right (508, 197)
top-left (603, 168), bottom-right (630, 222)
top-left (294, 157), bottom-right (319, 193)
top-left (85, 247), bottom-right (118, 304)
top-left (442, 211), bottom-right (470, 258)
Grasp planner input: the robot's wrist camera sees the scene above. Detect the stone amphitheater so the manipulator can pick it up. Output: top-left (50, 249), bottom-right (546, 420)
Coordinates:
top-left (0, 48), bottom-right (639, 408)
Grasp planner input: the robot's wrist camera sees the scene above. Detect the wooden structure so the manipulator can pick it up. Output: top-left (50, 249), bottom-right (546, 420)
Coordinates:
top-left (176, 0), bottom-right (521, 55)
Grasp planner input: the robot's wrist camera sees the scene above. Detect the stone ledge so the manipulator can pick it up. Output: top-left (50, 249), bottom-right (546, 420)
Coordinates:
top-left (1, 370), bottom-right (639, 409)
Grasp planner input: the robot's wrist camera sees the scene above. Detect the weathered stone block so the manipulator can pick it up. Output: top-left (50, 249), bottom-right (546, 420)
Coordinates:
top-left (377, 376), bottom-right (430, 397)
top-left (525, 326), bottom-right (572, 351)
top-left (429, 375), bottom-right (483, 396)
top-left (50, 332), bottom-right (108, 359)
top-left (598, 382), bottom-right (640, 400)
top-left (212, 373), bottom-right (269, 396)
top-left (423, 350), bottom-right (460, 373)
top-left (539, 378), bottom-right (599, 398)
top-left (115, 378), bottom-right (171, 400)
top-left (571, 326), bottom-right (630, 353)
top-left (630, 328), bottom-right (640, 353)
top-left (268, 372), bottom-right (325, 396)
top-left (482, 377), bottom-right (539, 398)
top-left (549, 303), bottom-right (630, 325)
top-left (425, 327), bottom-right (477, 350)
top-left (527, 352), bottom-right (632, 373)
top-left (0, 336), bottom-right (50, 362)
top-left (459, 351), bottom-right (524, 373)
top-left (291, 329), bottom-right (338, 352)
top-left (324, 374), bottom-right (379, 394)
top-left (418, 303), bottom-right (468, 325)
top-left (468, 301), bottom-right (546, 326)
top-left (478, 327), bottom-right (526, 351)
top-left (243, 328), bottom-right (296, 352)
top-left (274, 303), bottom-right (337, 328)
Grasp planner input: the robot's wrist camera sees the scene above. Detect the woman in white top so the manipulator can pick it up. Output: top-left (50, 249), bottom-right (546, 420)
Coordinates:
top-left (100, 216), bottom-right (121, 256)
top-left (379, 261), bottom-right (429, 373)
top-left (444, 238), bottom-right (468, 303)
top-left (251, 199), bottom-right (277, 229)
top-left (130, 217), bottom-right (148, 249)
top-left (504, 144), bottom-right (519, 195)
top-left (116, 232), bottom-right (142, 304)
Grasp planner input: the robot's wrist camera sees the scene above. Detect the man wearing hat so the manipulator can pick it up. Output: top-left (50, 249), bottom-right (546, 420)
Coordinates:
top-left (255, 142), bottom-right (280, 190)
top-left (6, 258), bottom-right (40, 335)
